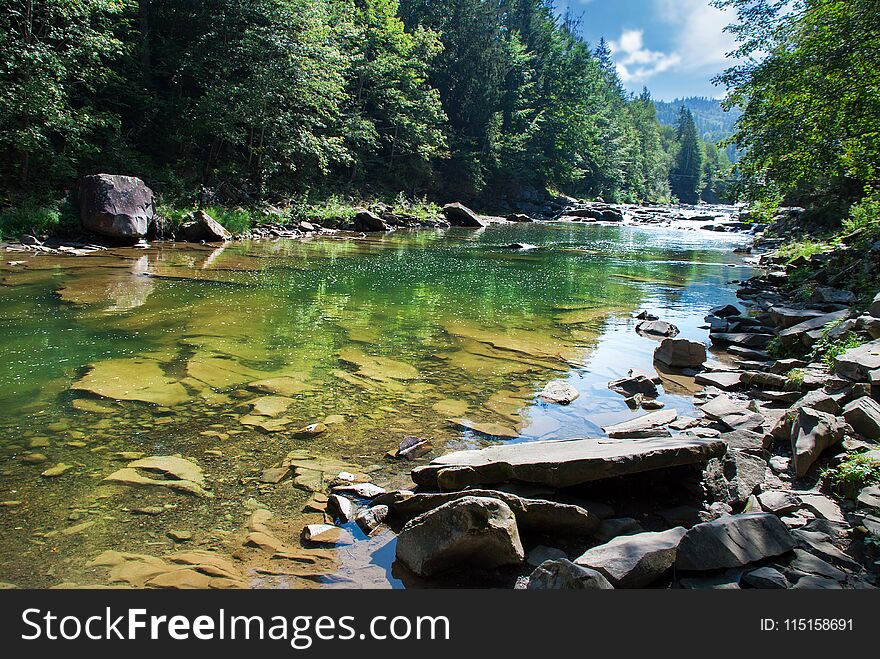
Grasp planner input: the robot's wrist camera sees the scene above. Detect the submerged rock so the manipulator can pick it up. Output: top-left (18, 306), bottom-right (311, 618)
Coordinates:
top-left (538, 380), bottom-right (580, 405)
top-left (104, 456), bottom-right (210, 497)
top-left (395, 496), bottom-right (525, 577)
top-left (411, 436), bottom-right (725, 490)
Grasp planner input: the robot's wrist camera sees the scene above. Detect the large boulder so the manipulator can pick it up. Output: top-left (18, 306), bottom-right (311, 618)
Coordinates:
top-left (527, 559), bottom-right (614, 590)
top-left (574, 527), bottom-right (687, 588)
top-left (791, 407), bottom-right (844, 477)
top-left (353, 209), bottom-right (389, 232)
top-left (653, 338), bottom-right (707, 369)
top-left (443, 202), bottom-right (488, 228)
top-left (843, 396), bottom-right (880, 440)
top-left (675, 513), bottom-right (795, 571)
top-left (871, 292), bottom-right (880, 318)
top-left (411, 436), bottom-right (726, 490)
top-left (394, 496), bottom-right (524, 577)
top-left (76, 174), bottom-right (155, 242)
top-left (180, 209), bottom-right (232, 242)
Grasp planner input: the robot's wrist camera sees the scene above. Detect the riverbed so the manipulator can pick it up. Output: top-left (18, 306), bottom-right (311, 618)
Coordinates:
top-left (0, 221), bottom-right (753, 588)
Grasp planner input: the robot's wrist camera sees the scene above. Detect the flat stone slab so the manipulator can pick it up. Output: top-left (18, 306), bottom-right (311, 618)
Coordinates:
top-left (695, 371), bottom-right (743, 391)
top-left (411, 436), bottom-right (726, 490)
top-left (603, 409), bottom-right (677, 438)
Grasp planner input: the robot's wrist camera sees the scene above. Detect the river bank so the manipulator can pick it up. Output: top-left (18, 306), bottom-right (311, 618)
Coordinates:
top-left (0, 190), bottom-right (876, 589)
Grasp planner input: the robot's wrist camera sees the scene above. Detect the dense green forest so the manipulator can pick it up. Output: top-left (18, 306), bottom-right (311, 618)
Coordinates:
top-left (716, 0), bottom-right (880, 227)
top-left (655, 96), bottom-right (740, 163)
top-left (0, 0), bottom-right (733, 232)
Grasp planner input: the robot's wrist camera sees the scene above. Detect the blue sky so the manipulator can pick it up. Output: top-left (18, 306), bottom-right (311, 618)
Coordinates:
top-left (556, 0), bottom-right (740, 101)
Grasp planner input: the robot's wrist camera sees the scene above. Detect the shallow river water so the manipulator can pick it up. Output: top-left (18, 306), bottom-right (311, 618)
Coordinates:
top-left (0, 221), bottom-right (753, 588)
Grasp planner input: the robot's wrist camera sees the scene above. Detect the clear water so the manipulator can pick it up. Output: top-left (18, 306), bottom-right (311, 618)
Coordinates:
top-left (0, 222), bottom-right (752, 588)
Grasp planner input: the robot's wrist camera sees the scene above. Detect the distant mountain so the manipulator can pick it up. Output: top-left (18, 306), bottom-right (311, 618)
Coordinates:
top-left (654, 97), bottom-right (741, 162)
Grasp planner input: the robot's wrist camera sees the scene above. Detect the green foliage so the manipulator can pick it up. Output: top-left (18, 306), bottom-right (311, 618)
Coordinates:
top-left (0, 197), bottom-right (79, 240)
top-left (810, 319), bottom-right (865, 369)
top-left (0, 0), bottom-right (720, 208)
top-left (670, 108), bottom-right (704, 203)
top-left (787, 368), bottom-right (805, 388)
top-left (715, 0), bottom-right (880, 210)
top-left (775, 239), bottom-right (832, 264)
top-left (841, 194), bottom-right (880, 242)
top-left (821, 452), bottom-right (880, 497)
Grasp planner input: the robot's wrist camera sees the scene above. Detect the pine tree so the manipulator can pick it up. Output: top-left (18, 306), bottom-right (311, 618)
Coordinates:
top-left (670, 107), bottom-right (704, 203)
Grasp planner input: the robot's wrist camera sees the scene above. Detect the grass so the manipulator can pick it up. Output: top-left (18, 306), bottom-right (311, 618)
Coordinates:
top-left (0, 198), bottom-right (79, 241)
top-left (156, 193), bottom-right (442, 235)
top-left (787, 368), bottom-right (805, 388)
top-left (774, 238), bottom-right (832, 264)
top-left (811, 319), bottom-right (865, 370)
top-left (821, 451), bottom-right (880, 498)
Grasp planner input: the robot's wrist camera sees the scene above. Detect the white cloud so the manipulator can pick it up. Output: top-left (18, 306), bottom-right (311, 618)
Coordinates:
top-left (609, 29), bottom-right (681, 84)
top-left (655, 0), bottom-right (739, 71)
top-left (606, 1), bottom-right (739, 86)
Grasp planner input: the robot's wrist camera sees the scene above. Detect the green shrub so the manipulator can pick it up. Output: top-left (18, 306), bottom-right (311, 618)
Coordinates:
top-left (0, 197), bottom-right (80, 240)
top-left (775, 239), bottom-right (831, 264)
top-left (811, 320), bottom-right (865, 370)
top-left (821, 452), bottom-right (880, 497)
top-left (841, 194), bottom-right (880, 239)
top-left (787, 368), bottom-right (805, 388)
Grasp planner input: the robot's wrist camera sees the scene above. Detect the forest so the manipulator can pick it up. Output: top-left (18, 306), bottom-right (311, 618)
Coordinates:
top-left (0, 0), bottom-right (730, 234)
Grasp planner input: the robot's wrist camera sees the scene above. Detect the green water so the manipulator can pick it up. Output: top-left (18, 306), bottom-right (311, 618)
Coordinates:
top-left (0, 222), bottom-right (752, 588)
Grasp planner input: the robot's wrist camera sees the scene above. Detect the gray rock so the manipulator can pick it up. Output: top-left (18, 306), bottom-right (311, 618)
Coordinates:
top-left (758, 490), bottom-right (801, 516)
top-left (443, 203), bottom-right (488, 228)
top-left (180, 209), bottom-right (232, 242)
top-left (332, 482), bottom-right (386, 499)
top-left (710, 304), bottom-right (741, 318)
top-left (742, 566), bottom-right (788, 589)
top-left (788, 548), bottom-right (846, 581)
top-left (76, 174), bottom-right (155, 242)
top-left (703, 450), bottom-right (767, 505)
top-left (791, 529), bottom-right (863, 571)
top-left (575, 527), bottom-right (687, 588)
top-left (711, 333), bottom-right (774, 349)
top-left (603, 409), bottom-right (677, 438)
top-left (383, 489), bottom-right (599, 537)
top-left (769, 306), bottom-right (826, 329)
top-left (695, 371), bottom-right (743, 391)
top-left (790, 574), bottom-right (844, 589)
top-left (538, 380), bottom-right (580, 405)
top-left (857, 485), bottom-right (880, 509)
top-left (355, 504), bottom-right (389, 535)
top-left (608, 374), bottom-right (659, 398)
top-left (410, 436), bottom-right (726, 490)
top-left (779, 310), bottom-right (850, 349)
top-left (871, 292), bottom-right (880, 318)
top-left (353, 209), bottom-right (388, 232)
top-left (843, 396), bottom-right (880, 440)
top-left (636, 319), bottom-right (680, 338)
top-left (327, 493), bottom-right (356, 523)
top-left (527, 559), bottom-right (614, 589)
top-left (721, 428), bottom-right (771, 451)
top-left (675, 513), bottom-right (795, 571)
top-left (790, 407), bottom-right (844, 477)
top-left (834, 340), bottom-right (880, 382)
top-left (769, 455), bottom-right (790, 474)
top-left (395, 496), bottom-right (524, 577)
top-left (654, 338), bottom-right (707, 368)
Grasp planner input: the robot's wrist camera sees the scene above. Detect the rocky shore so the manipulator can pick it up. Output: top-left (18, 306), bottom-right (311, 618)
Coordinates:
top-left (2, 174), bottom-right (754, 255)
top-left (297, 239), bottom-right (880, 590)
